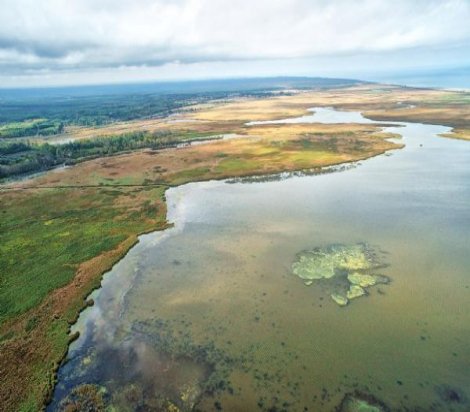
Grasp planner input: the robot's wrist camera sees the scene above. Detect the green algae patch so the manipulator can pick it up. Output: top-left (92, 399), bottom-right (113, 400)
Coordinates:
top-left (346, 285), bottom-right (366, 300)
top-left (292, 243), bottom-right (373, 281)
top-left (338, 391), bottom-right (391, 412)
top-left (331, 293), bottom-right (349, 306)
top-left (292, 243), bottom-right (389, 307)
top-left (348, 273), bottom-right (389, 288)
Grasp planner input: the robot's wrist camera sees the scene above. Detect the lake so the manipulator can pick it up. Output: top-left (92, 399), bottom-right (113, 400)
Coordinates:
top-left (48, 108), bottom-right (470, 411)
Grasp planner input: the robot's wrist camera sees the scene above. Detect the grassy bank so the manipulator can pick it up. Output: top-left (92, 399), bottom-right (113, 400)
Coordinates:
top-left (0, 185), bottom-right (170, 411)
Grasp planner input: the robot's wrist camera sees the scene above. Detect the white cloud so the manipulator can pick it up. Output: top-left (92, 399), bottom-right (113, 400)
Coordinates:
top-left (0, 0), bottom-right (469, 85)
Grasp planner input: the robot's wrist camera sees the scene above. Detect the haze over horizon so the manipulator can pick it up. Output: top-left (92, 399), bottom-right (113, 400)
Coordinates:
top-left (1, 0), bottom-right (469, 88)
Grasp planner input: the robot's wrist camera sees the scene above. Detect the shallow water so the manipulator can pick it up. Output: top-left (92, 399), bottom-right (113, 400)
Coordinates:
top-left (49, 108), bottom-right (470, 411)
top-left (246, 106), bottom-right (378, 125)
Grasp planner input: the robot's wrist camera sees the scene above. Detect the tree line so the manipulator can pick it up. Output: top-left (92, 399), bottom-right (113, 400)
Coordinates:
top-left (0, 130), bottom-right (211, 179)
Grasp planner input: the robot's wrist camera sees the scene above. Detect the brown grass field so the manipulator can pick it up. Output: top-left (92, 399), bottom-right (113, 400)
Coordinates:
top-left (42, 84), bottom-right (469, 143)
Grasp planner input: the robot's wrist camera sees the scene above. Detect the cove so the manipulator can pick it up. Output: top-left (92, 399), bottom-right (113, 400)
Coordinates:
top-left (48, 108), bottom-right (470, 411)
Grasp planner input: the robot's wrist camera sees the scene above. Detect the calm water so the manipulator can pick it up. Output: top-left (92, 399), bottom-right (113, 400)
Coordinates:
top-left (49, 109), bottom-right (470, 411)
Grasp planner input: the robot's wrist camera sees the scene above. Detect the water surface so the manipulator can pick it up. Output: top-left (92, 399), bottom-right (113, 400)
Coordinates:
top-left (49, 108), bottom-right (470, 411)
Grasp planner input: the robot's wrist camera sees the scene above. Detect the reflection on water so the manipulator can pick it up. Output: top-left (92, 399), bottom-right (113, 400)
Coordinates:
top-left (49, 108), bottom-right (470, 411)
top-left (226, 163), bottom-right (357, 184)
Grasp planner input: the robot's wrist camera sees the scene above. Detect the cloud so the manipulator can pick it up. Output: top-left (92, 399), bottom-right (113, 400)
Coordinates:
top-left (0, 0), bottom-right (469, 85)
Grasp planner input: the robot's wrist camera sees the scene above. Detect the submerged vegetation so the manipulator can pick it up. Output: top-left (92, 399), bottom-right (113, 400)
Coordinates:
top-left (58, 384), bottom-right (106, 412)
top-left (52, 316), bottom-right (243, 411)
top-left (292, 243), bottom-right (389, 306)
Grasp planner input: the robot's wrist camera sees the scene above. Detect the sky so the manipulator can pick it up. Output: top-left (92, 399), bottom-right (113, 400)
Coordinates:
top-left (0, 0), bottom-right (469, 88)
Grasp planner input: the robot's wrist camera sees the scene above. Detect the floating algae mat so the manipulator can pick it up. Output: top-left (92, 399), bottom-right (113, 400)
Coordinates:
top-left (292, 243), bottom-right (390, 306)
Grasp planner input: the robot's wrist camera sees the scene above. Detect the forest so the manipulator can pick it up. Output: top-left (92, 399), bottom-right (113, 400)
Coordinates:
top-left (0, 130), bottom-right (217, 179)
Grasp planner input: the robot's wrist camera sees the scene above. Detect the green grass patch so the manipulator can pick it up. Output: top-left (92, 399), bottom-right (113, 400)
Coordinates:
top-left (0, 186), bottom-right (167, 325)
top-left (214, 158), bottom-right (261, 173)
top-left (168, 167), bottom-right (212, 185)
